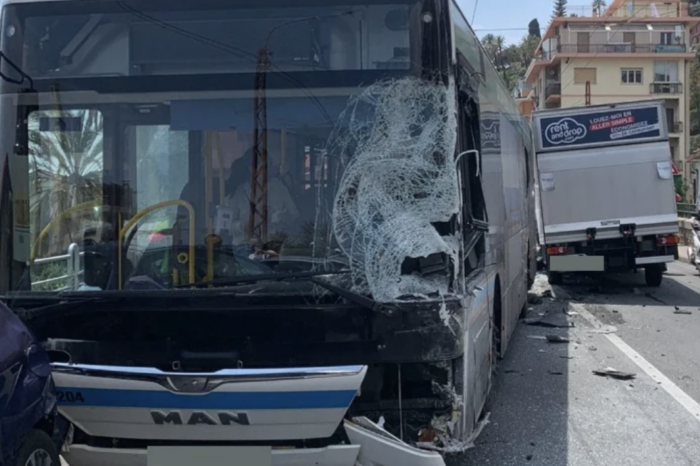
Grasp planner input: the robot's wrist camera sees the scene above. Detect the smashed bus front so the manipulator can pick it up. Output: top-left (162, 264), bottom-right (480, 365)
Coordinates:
top-left (0, 0), bottom-right (497, 464)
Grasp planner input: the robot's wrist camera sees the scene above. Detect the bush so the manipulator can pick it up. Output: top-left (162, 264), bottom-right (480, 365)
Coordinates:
top-left (31, 260), bottom-right (69, 291)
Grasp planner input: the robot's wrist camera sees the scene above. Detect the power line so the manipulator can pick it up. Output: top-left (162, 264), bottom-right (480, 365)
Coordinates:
top-left (471, 0), bottom-right (479, 24)
top-left (474, 27), bottom-right (545, 32)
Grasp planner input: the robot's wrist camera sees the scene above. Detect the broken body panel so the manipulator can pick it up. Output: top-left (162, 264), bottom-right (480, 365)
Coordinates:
top-left (0, 0), bottom-right (534, 463)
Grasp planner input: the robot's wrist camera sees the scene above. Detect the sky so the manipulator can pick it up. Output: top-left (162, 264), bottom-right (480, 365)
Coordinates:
top-left (457, 0), bottom-right (557, 45)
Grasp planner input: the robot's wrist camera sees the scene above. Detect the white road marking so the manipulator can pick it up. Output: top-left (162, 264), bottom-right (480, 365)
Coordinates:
top-left (571, 302), bottom-right (700, 424)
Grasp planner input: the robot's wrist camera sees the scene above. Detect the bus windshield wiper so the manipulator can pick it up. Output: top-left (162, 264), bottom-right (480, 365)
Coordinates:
top-left (8, 293), bottom-right (165, 321)
top-left (9, 271), bottom-right (391, 319)
top-left (174, 270), bottom-right (350, 289)
top-left (178, 270), bottom-right (395, 314)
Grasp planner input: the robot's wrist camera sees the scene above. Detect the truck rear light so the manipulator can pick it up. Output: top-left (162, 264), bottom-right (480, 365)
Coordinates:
top-left (546, 246), bottom-right (568, 256)
top-left (657, 234), bottom-right (679, 246)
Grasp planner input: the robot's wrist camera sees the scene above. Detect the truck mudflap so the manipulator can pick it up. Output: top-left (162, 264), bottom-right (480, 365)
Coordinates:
top-left (54, 364), bottom-right (446, 466)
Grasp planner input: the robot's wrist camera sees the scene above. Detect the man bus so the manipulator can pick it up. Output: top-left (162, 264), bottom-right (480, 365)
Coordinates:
top-left (0, 0), bottom-right (536, 464)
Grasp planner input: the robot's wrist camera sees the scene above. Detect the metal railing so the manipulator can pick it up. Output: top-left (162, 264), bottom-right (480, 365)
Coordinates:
top-left (31, 243), bottom-right (83, 291)
top-left (678, 203), bottom-right (696, 218)
top-left (545, 81), bottom-right (561, 100)
top-left (650, 82), bottom-right (683, 94)
top-left (558, 44), bottom-right (688, 54)
top-left (565, 4), bottom-right (686, 18)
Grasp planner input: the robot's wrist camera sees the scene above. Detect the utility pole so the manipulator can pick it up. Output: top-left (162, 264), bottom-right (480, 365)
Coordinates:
top-left (250, 48), bottom-right (271, 242)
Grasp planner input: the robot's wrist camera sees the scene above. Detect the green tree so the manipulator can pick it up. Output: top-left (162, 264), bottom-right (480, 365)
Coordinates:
top-left (592, 0), bottom-right (607, 14)
top-left (688, 0), bottom-right (700, 17)
top-left (690, 60), bottom-right (700, 115)
top-left (528, 18), bottom-right (541, 38)
top-left (481, 32), bottom-right (540, 92)
top-left (553, 0), bottom-right (568, 17)
top-left (689, 57), bottom-right (700, 147)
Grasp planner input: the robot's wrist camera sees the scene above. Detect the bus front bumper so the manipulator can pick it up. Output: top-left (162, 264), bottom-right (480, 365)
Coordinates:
top-left (61, 418), bottom-right (447, 466)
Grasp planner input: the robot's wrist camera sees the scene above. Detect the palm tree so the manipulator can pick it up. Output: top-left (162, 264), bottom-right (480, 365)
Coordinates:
top-left (29, 109), bottom-right (104, 256)
top-left (481, 34), bottom-right (507, 69)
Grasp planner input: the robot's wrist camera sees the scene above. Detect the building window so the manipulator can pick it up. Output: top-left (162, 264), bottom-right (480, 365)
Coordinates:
top-left (660, 32), bottom-right (673, 45)
top-left (621, 68), bottom-right (643, 83)
top-left (574, 67), bottom-right (597, 84)
top-left (653, 60), bottom-right (679, 82)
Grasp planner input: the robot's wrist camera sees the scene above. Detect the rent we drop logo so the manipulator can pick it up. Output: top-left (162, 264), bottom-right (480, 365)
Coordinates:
top-left (544, 118), bottom-right (587, 145)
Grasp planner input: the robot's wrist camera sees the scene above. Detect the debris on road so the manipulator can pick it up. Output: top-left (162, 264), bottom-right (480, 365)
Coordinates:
top-left (548, 370), bottom-right (564, 375)
top-left (527, 335), bottom-right (570, 343)
top-left (527, 294), bottom-right (543, 305)
top-left (593, 367), bottom-right (636, 380)
top-left (589, 325), bottom-right (618, 335)
top-left (524, 312), bottom-right (574, 328)
top-left (673, 309), bottom-right (692, 315)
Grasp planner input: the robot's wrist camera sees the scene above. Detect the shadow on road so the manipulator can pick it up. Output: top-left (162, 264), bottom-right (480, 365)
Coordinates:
top-left (454, 291), bottom-right (571, 466)
top-left (551, 266), bottom-right (700, 308)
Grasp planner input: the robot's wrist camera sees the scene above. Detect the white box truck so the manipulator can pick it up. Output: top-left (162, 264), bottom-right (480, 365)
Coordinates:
top-left (533, 100), bottom-right (679, 287)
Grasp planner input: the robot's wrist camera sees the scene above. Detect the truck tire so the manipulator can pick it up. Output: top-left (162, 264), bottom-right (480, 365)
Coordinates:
top-left (644, 264), bottom-right (663, 287)
top-left (548, 271), bottom-right (563, 286)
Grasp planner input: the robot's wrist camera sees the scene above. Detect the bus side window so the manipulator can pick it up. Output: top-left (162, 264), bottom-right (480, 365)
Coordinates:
top-left (457, 70), bottom-right (487, 271)
top-left (458, 92), bottom-right (487, 226)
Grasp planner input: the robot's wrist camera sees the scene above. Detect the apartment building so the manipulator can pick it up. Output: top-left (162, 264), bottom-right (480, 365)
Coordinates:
top-left (523, 0), bottom-right (698, 181)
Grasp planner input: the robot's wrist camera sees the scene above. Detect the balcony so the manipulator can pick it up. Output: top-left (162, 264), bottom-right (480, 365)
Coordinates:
top-left (544, 81), bottom-right (561, 106)
top-left (558, 43), bottom-right (689, 54)
top-left (650, 82), bottom-right (683, 94)
top-left (670, 121), bottom-right (684, 133)
top-left (566, 3), bottom-right (688, 19)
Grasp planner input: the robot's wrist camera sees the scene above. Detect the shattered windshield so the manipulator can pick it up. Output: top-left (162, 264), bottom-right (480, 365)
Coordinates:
top-left (0, 0), bottom-right (461, 300)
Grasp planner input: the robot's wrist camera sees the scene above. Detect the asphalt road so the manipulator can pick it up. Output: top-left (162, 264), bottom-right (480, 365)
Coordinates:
top-left (458, 261), bottom-right (700, 466)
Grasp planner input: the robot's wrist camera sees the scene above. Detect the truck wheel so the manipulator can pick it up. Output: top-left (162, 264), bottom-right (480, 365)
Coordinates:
top-left (13, 429), bottom-right (60, 466)
top-left (548, 271), bottom-right (563, 286)
top-left (644, 264), bottom-right (663, 287)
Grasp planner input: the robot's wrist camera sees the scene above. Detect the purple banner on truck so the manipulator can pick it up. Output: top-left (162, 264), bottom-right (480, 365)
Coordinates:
top-left (538, 105), bottom-right (662, 151)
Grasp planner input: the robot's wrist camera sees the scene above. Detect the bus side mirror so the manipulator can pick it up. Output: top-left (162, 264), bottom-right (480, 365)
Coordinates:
top-left (14, 88), bottom-right (38, 156)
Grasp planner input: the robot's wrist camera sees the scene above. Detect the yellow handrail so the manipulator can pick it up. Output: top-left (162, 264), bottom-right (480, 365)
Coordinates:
top-left (118, 200), bottom-right (195, 289)
top-left (30, 200), bottom-right (101, 263)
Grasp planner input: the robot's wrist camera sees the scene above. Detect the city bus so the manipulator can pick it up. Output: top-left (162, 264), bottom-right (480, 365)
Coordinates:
top-left (0, 0), bottom-right (536, 464)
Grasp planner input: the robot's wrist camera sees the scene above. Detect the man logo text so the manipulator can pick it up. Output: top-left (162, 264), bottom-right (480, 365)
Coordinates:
top-left (151, 411), bottom-right (250, 426)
